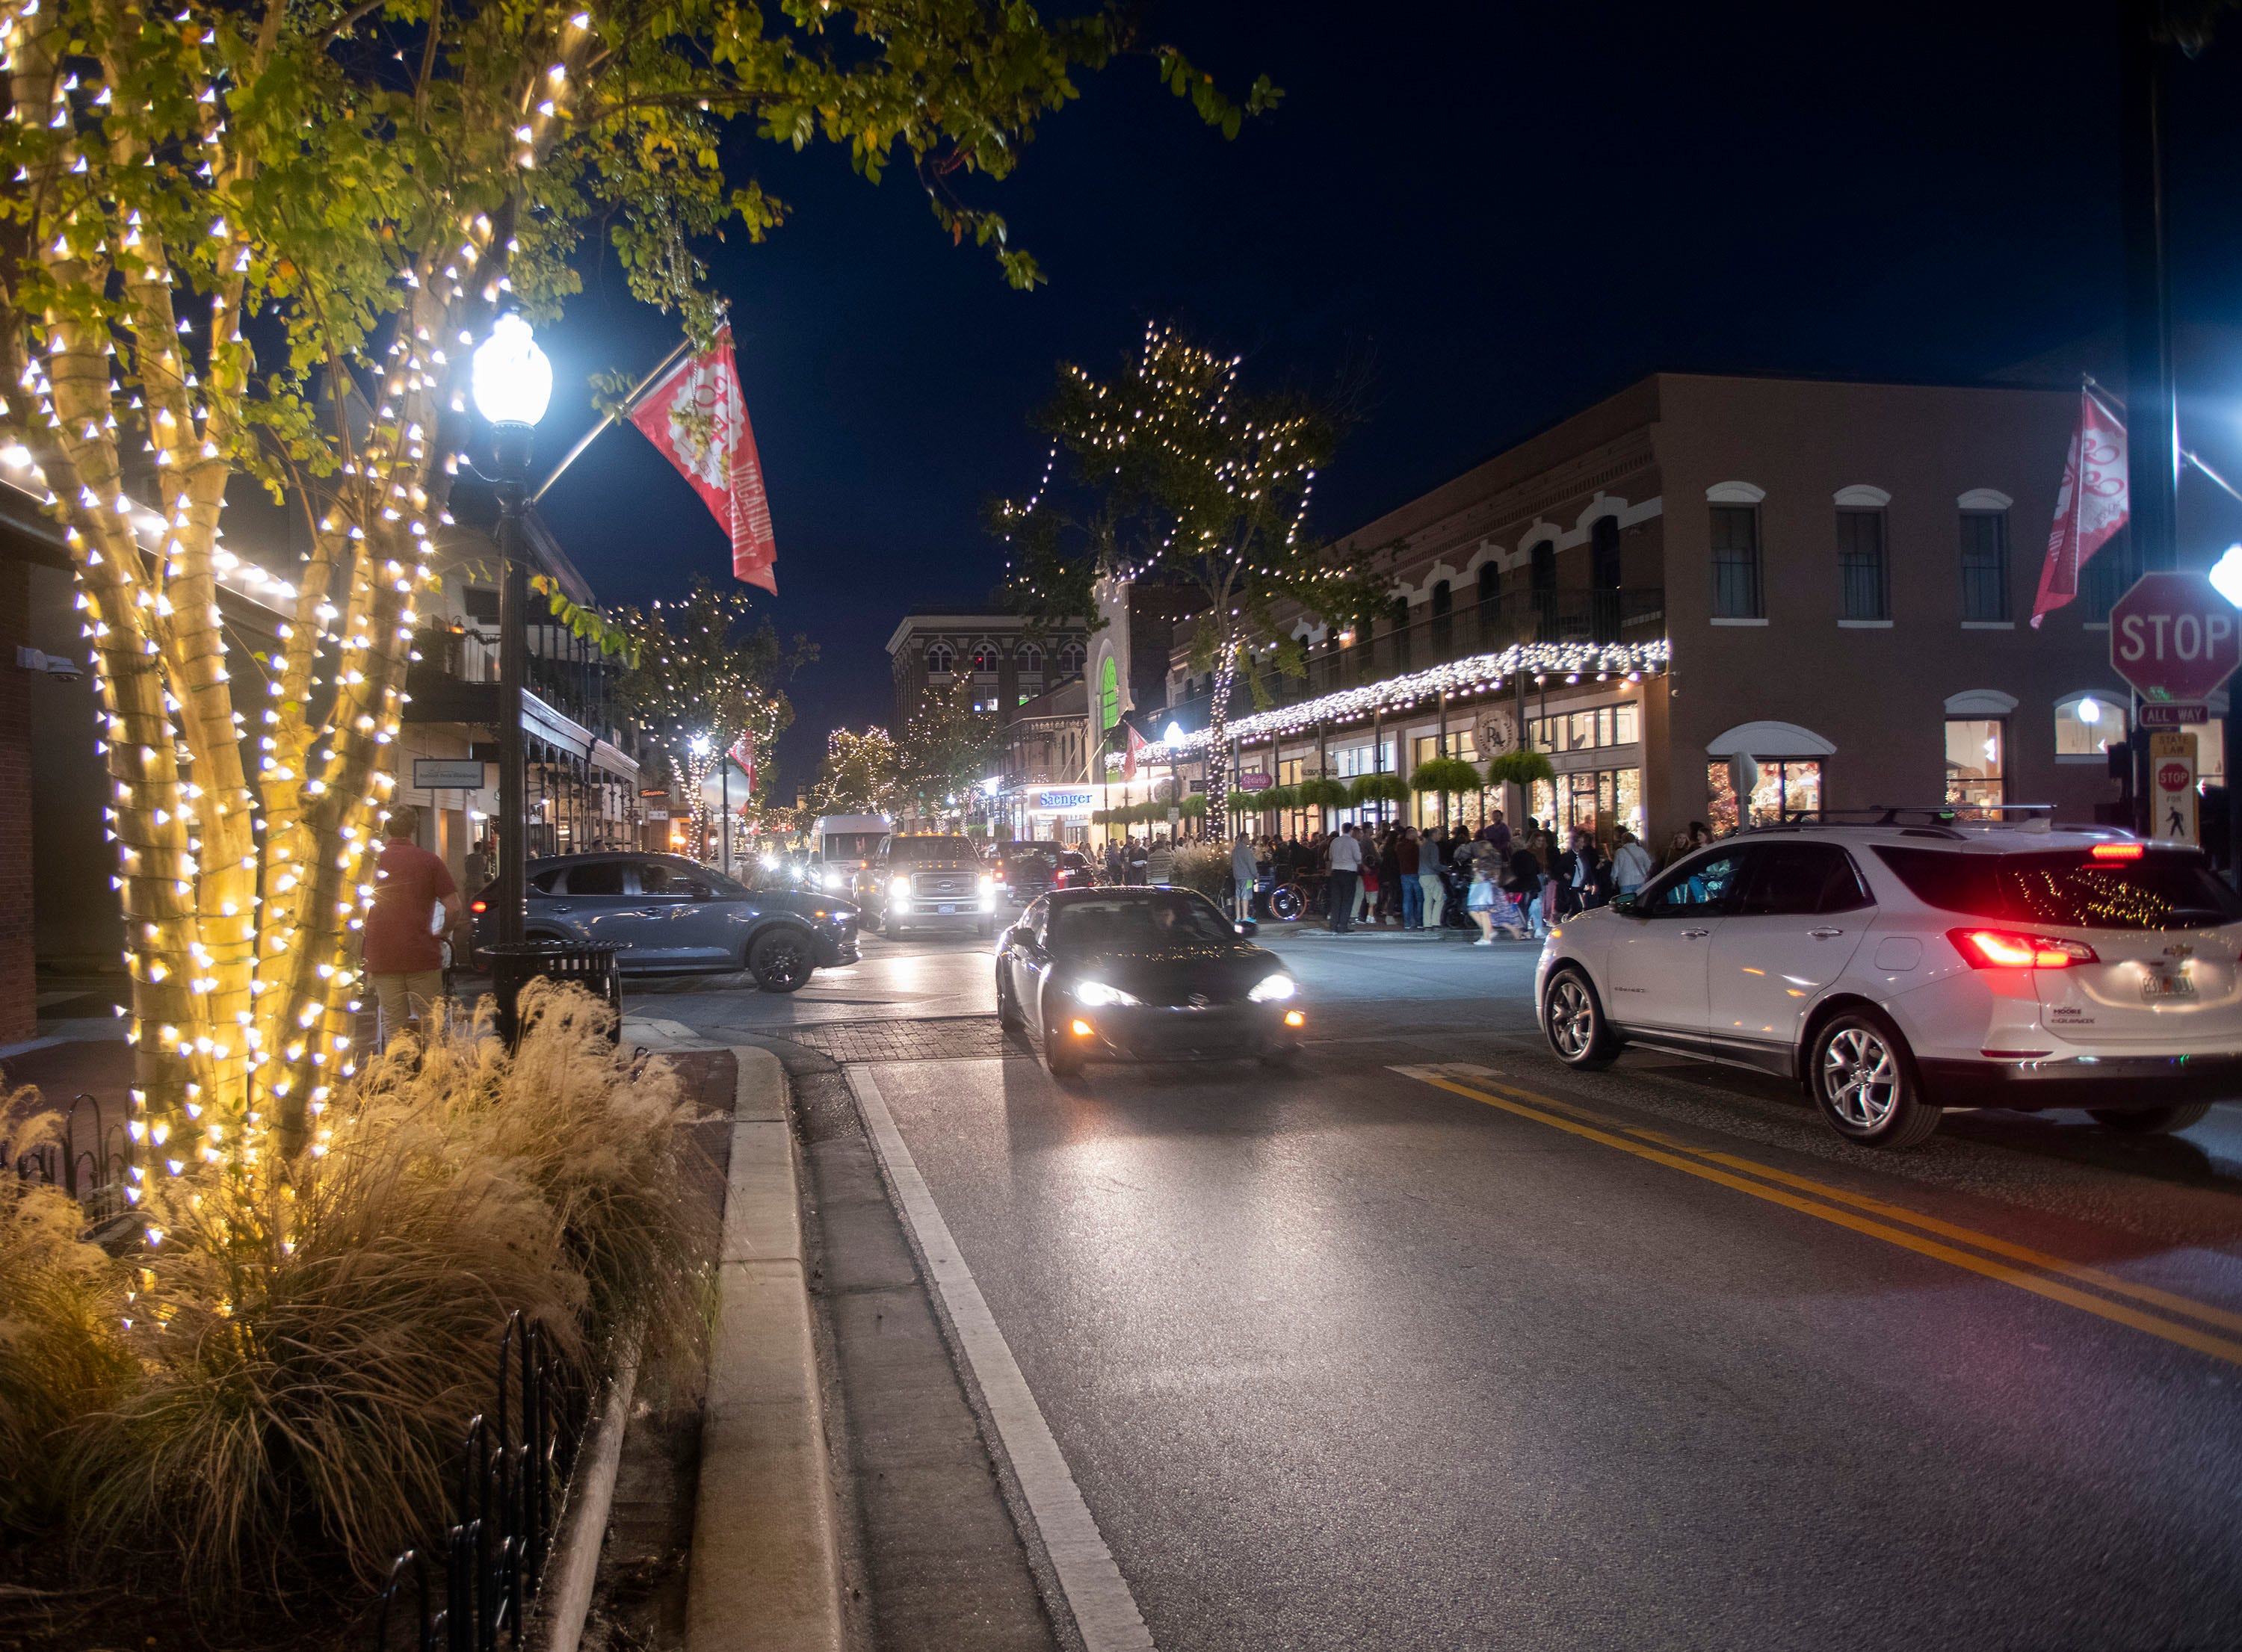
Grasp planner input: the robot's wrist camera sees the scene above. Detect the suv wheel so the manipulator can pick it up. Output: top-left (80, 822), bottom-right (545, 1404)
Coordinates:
top-left (1808, 1008), bottom-right (1940, 1148)
top-left (2090, 1101), bottom-right (2213, 1136)
top-left (748, 928), bottom-right (814, 994)
top-left (1542, 966), bottom-right (1619, 1070)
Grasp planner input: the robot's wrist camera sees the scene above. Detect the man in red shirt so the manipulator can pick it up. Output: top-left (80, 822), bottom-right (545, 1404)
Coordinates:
top-left (362, 805), bottom-right (462, 1045)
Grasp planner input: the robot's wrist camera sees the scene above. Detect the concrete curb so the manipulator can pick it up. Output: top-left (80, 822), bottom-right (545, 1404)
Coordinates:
top-left (529, 1341), bottom-right (640, 1652)
top-left (685, 1048), bottom-right (845, 1652)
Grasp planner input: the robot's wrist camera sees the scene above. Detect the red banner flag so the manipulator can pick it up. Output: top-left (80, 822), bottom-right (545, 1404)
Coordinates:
top-left (2031, 390), bottom-right (2129, 628)
top-left (627, 327), bottom-right (779, 593)
top-left (1123, 723), bottom-right (1147, 781)
top-left (727, 736), bottom-right (756, 798)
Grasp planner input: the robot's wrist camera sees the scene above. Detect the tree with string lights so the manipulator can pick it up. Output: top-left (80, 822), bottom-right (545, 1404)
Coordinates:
top-left (0, 0), bottom-right (1272, 1200)
top-left (890, 672), bottom-right (999, 823)
top-left (811, 725), bottom-right (901, 817)
top-left (1000, 323), bottom-right (1367, 840)
top-left (611, 575), bottom-right (812, 850)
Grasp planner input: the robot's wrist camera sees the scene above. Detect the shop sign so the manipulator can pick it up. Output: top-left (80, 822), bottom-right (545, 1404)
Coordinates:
top-left (1035, 788), bottom-right (1095, 811)
top-left (413, 758), bottom-right (489, 790)
top-left (1238, 771), bottom-right (1273, 791)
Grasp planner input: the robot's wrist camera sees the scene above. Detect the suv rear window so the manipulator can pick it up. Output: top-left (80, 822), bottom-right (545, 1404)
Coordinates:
top-left (889, 837), bottom-right (978, 862)
top-left (1873, 845), bottom-right (2242, 931)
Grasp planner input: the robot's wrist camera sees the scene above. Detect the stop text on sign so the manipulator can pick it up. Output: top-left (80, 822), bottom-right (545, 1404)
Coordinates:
top-left (2115, 610), bottom-right (2235, 667)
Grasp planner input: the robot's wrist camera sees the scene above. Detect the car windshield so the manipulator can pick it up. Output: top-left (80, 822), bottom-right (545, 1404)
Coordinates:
top-left (890, 837), bottom-right (978, 862)
top-left (1051, 893), bottom-right (1236, 951)
top-left (640, 860), bottom-right (748, 898)
top-left (1873, 845), bottom-right (2242, 931)
top-left (821, 832), bottom-right (884, 860)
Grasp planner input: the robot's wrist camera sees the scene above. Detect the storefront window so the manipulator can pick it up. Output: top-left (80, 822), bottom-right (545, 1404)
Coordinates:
top-left (1616, 702), bottom-right (1640, 745)
top-left (1530, 768), bottom-right (1643, 841)
top-left (1705, 760), bottom-right (1823, 833)
top-left (1945, 718), bottom-right (2005, 811)
top-left (2054, 693), bottom-right (2128, 760)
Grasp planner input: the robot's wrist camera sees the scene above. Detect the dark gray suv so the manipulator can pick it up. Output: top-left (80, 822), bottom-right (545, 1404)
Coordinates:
top-left (471, 852), bottom-right (859, 991)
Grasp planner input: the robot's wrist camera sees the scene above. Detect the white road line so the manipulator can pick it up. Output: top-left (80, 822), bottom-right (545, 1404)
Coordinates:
top-left (846, 1065), bottom-right (1155, 1652)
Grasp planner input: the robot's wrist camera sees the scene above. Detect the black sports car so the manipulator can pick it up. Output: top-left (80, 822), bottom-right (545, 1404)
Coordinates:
top-left (995, 887), bottom-right (1306, 1078)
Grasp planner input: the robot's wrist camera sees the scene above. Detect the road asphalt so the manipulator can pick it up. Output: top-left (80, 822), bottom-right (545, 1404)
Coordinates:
top-left (634, 923), bottom-right (2242, 1652)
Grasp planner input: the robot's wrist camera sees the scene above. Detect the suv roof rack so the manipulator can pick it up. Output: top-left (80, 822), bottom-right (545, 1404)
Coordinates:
top-left (1732, 803), bottom-right (2069, 841)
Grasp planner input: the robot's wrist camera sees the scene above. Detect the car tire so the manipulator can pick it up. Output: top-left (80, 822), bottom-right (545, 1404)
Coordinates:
top-left (997, 969), bottom-right (1025, 1033)
top-left (1541, 966), bottom-right (1619, 1070)
top-left (1043, 1016), bottom-right (1086, 1081)
top-left (1807, 1008), bottom-right (1940, 1148)
top-left (747, 928), bottom-right (815, 994)
top-left (2090, 1101), bottom-right (2213, 1135)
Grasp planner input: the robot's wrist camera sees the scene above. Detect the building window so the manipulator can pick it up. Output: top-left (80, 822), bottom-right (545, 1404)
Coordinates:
top-left (1705, 759), bottom-right (1822, 833)
top-left (1477, 560), bottom-right (1500, 626)
top-left (1528, 768), bottom-right (1643, 841)
top-left (1836, 509), bottom-right (1888, 620)
top-left (1530, 541), bottom-right (1557, 633)
top-left (971, 640), bottom-right (998, 673)
top-left (2054, 692), bottom-right (2127, 761)
top-left (925, 640), bottom-right (954, 674)
top-left (1098, 656), bottom-right (1120, 734)
top-left (1945, 718), bottom-right (2005, 811)
top-left (1016, 642), bottom-right (1043, 672)
top-left (1058, 640), bottom-right (1086, 678)
top-left (1430, 580), bottom-right (1453, 655)
top-left (2078, 527), bottom-right (2140, 623)
top-left (1711, 505), bottom-right (1762, 619)
top-left (1960, 510), bottom-right (2009, 622)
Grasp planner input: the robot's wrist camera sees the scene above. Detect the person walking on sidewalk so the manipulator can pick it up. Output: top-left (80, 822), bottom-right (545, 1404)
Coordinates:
top-left (1396, 826), bottom-right (1423, 929)
top-left (1507, 838), bottom-right (1545, 938)
top-left (1466, 861), bottom-right (1507, 943)
top-left (1612, 828), bottom-right (1653, 898)
top-left (1326, 820), bottom-right (1362, 932)
top-left (363, 805), bottom-right (460, 1049)
top-left (1422, 830), bottom-right (1451, 931)
top-left (1146, 832), bottom-right (1175, 886)
top-left (1231, 830), bottom-right (1259, 921)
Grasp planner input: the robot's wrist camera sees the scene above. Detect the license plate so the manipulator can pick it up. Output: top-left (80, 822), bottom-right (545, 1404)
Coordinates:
top-left (2143, 972), bottom-right (2196, 1000)
top-left (936, 904), bottom-right (956, 915)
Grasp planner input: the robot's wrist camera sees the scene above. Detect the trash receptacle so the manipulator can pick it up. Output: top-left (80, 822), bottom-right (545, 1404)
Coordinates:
top-left (484, 940), bottom-right (623, 1048)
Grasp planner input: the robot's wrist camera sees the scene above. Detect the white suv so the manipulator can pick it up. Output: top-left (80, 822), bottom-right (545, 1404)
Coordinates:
top-left (1535, 814), bottom-right (2242, 1148)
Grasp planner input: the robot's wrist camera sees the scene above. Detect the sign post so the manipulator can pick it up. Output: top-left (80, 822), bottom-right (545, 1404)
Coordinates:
top-left (2109, 573), bottom-right (2242, 839)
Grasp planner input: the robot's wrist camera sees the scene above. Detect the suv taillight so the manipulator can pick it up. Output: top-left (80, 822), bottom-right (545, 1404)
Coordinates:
top-left (470, 898), bottom-right (487, 915)
top-left (1948, 928), bottom-right (2099, 970)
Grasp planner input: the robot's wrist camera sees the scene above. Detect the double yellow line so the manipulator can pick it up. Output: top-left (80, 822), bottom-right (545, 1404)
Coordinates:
top-left (1394, 1065), bottom-right (2242, 1369)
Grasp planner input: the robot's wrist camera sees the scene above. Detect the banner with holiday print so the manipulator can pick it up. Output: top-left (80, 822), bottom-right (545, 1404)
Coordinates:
top-left (628, 327), bottom-right (779, 593)
top-left (2031, 390), bottom-right (2129, 628)
top-left (1123, 723), bottom-right (1148, 781)
top-left (727, 736), bottom-right (756, 798)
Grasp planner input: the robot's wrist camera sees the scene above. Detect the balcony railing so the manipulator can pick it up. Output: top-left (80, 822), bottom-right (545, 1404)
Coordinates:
top-left (1243, 587), bottom-right (1664, 713)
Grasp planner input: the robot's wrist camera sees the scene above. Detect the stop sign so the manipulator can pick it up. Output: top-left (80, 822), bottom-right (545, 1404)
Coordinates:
top-left (2108, 572), bottom-right (2242, 703)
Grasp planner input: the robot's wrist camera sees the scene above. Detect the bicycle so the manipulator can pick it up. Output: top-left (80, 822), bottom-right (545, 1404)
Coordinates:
top-left (1266, 870), bottom-right (1327, 924)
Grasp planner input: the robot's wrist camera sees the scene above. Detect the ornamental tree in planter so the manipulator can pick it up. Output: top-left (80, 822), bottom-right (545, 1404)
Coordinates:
top-left (1348, 771), bottom-right (1411, 824)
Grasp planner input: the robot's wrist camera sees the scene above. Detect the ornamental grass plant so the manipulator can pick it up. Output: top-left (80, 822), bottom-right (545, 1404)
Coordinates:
top-left (0, 981), bottom-right (705, 1616)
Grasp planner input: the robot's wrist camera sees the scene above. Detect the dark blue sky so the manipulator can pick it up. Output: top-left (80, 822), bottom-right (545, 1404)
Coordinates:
top-left (526, 1), bottom-right (2242, 795)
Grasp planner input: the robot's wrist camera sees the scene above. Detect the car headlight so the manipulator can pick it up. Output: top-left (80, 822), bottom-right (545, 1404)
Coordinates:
top-left (1072, 979), bottom-right (1140, 1007)
top-left (978, 873), bottom-right (996, 896)
top-left (890, 876), bottom-right (911, 901)
top-left (1247, 974), bottom-right (1297, 1003)
top-left (823, 869), bottom-right (843, 891)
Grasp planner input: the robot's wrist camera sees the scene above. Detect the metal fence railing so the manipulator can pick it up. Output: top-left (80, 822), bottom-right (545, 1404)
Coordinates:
top-left (1, 1090), bottom-right (133, 1226)
top-left (376, 1311), bottom-right (585, 1652)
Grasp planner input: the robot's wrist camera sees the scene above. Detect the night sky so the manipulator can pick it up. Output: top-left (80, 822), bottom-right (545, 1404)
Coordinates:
top-left (523, 1), bottom-right (2242, 795)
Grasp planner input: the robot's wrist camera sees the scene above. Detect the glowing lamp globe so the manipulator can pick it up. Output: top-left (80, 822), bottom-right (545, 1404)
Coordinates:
top-left (688, 734), bottom-right (712, 758)
top-left (471, 313), bottom-right (553, 427)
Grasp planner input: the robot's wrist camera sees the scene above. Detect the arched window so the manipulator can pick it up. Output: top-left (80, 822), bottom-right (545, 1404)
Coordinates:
top-left (1016, 642), bottom-right (1043, 672)
top-left (1099, 655), bottom-right (1121, 734)
top-left (1590, 518), bottom-right (1622, 640)
top-left (2054, 690), bottom-right (2128, 761)
top-left (971, 640), bottom-right (999, 673)
top-left (1058, 640), bottom-right (1086, 678)
top-left (1530, 541), bottom-right (1557, 637)
top-left (1430, 579), bottom-right (1454, 655)
top-left (1386, 596), bottom-right (1412, 672)
top-left (925, 640), bottom-right (954, 674)
top-left (1477, 561), bottom-right (1501, 631)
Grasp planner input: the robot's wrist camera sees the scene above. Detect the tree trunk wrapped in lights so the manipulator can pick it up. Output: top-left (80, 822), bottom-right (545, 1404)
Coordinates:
top-left (999, 323), bottom-right (1371, 845)
top-left (0, 0), bottom-right (1271, 1228)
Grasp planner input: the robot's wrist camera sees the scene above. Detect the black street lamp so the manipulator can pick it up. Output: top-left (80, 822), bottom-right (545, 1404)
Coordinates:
top-left (469, 314), bottom-right (555, 947)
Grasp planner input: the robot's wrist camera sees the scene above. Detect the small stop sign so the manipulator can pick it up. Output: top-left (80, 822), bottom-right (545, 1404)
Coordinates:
top-left (2109, 572), bottom-right (2242, 703)
top-left (2159, 761), bottom-right (2192, 792)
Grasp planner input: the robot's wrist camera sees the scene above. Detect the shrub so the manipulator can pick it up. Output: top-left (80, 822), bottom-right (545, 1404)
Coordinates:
top-left (1349, 773), bottom-right (1412, 811)
top-left (4, 982), bottom-right (705, 1609)
top-left (1167, 841), bottom-right (1234, 903)
top-left (1296, 776), bottom-right (1350, 812)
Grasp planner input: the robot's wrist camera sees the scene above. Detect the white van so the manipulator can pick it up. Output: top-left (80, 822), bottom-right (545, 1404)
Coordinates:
top-left (810, 814), bottom-right (892, 893)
